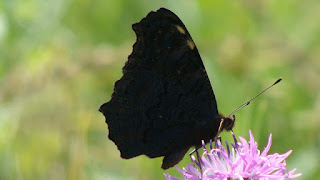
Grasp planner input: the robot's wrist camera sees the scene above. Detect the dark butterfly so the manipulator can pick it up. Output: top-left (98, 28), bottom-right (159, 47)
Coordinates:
top-left (99, 8), bottom-right (235, 169)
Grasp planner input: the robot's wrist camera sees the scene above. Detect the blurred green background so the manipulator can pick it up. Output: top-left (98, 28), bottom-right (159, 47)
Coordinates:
top-left (1, 0), bottom-right (319, 179)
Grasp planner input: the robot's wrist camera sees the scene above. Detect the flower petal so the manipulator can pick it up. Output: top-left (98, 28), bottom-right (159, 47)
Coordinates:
top-left (165, 130), bottom-right (301, 180)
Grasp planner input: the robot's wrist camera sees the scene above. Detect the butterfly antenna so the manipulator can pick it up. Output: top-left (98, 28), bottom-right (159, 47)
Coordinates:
top-left (228, 77), bottom-right (282, 116)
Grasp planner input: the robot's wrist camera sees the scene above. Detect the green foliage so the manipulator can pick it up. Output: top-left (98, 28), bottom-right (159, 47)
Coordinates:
top-left (1, 0), bottom-right (319, 179)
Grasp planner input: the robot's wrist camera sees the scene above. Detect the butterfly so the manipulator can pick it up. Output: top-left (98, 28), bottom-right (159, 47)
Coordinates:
top-left (99, 8), bottom-right (235, 169)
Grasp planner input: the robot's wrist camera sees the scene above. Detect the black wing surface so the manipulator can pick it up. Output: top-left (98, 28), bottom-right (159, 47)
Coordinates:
top-left (99, 8), bottom-right (219, 169)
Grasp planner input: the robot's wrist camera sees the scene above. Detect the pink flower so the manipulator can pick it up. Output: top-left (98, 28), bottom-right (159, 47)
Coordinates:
top-left (165, 130), bottom-right (301, 180)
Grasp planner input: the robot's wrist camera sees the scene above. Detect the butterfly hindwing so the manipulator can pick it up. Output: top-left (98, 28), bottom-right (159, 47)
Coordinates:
top-left (99, 8), bottom-right (220, 169)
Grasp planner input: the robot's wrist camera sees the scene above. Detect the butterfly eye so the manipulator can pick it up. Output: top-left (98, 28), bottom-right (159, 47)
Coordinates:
top-left (222, 116), bottom-right (235, 131)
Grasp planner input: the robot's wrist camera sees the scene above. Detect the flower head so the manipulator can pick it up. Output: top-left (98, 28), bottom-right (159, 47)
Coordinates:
top-left (165, 130), bottom-right (301, 180)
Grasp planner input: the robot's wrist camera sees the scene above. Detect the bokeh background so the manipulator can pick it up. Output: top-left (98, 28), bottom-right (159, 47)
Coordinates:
top-left (1, 0), bottom-right (319, 179)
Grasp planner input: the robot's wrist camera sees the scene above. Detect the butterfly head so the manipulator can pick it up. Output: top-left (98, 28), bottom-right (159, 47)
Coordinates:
top-left (220, 114), bottom-right (235, 131)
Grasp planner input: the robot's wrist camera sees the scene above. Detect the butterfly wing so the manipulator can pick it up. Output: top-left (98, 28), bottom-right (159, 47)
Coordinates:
top-left (99, 8), bottom-right (220, 169)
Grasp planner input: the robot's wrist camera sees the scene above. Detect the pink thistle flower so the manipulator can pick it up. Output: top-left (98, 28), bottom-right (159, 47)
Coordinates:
top-left (165, 130), bottom-right (301, 180)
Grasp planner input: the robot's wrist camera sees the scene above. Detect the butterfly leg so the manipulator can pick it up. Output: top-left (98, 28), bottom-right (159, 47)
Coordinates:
top-left (215, 136), bottom-right (222, 142)
top-left (189, 147), bottom-right (202, 175)
top-left (217, 118), bottom-right (224, 135)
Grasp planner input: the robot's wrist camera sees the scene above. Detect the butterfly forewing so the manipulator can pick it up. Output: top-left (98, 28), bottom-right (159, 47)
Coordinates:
top-left (99, 8), bottom-right (220, 169)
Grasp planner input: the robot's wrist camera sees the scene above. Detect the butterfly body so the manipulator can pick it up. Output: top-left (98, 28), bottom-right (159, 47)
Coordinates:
top-left (99, 8), bottom-right (234, 169)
